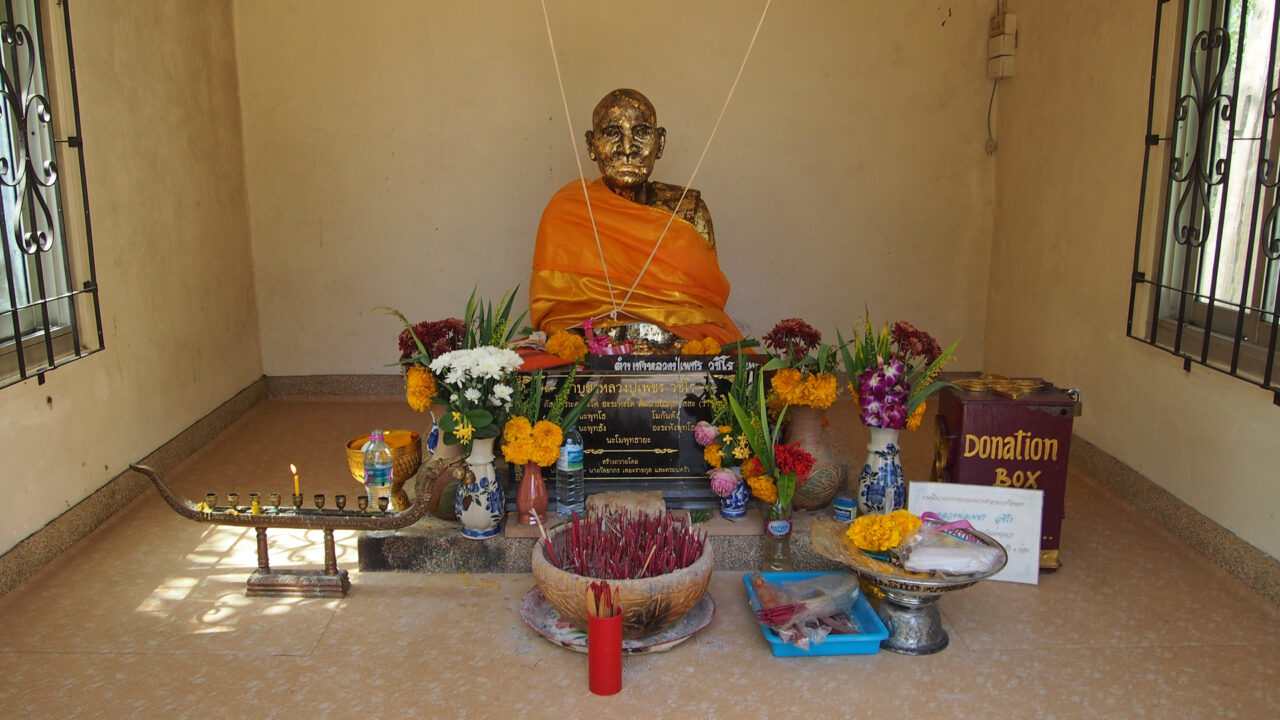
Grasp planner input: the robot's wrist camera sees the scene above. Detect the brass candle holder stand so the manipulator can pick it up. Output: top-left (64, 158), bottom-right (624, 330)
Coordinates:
top-left (131, 463), bottom-right (438, 598)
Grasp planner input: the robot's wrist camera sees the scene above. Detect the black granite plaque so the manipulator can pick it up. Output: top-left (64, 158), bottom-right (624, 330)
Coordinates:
top-left (528, 353), bottom-right (761, 508)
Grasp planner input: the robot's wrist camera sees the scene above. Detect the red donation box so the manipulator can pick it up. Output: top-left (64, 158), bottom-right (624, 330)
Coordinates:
top-left (933, 380), bottom-right (1080, 571)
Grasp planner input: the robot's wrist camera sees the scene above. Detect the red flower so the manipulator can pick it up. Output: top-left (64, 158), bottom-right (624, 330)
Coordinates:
top-left (399, 318), bottom-right (466, 362)
top-left (741, 456), bottom-right (765, 478)
top-left (891, 321), bottom-right (942, 364)
top-left (763, 318), bottom-right (822, 363)
top-left (773, 442), bottom-right (815, 484)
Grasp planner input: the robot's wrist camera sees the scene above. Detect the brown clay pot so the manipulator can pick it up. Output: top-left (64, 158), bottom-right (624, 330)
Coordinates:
top-left (786, 406), bottom-right (847, 510)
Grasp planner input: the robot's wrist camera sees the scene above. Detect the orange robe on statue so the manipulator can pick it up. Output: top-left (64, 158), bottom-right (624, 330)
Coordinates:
top-left (530, 179), bottom-right (743, 346)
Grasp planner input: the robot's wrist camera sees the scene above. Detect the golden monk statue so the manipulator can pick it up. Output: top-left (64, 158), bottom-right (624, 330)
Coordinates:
top-left (530, 89), bottom-right (743, 346)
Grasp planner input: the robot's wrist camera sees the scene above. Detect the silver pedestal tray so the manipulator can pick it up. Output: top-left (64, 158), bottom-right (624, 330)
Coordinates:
top-left (810, 520), bottom-right (1007, 655)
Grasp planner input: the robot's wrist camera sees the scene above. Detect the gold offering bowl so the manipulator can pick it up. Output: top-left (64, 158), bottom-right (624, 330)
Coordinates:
top-left (531, 525), bottom-right (714, 638)
top-left (344, 430), bottom-right (422, 510)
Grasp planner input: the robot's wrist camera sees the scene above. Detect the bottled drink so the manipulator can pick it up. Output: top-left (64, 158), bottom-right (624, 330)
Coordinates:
top-left (362, 429), bottom-right (394, 511)
top-left (555, 426), bottom-right (585, 517)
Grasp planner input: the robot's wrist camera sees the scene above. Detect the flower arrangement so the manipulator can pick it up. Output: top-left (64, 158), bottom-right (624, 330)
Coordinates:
top-left (500, 362), bottom-right (597, 466)
top-left (379, 309), bottom-right (467, 413)
top-left (694, 348), bottom-right (760, 498)
top-left (429, 345), bottom-right (523, 448)
top-left (413, 286), bottom-right (528, 449)
top-left (762, 318), bottom-right (839, 410)
top-left (845, 509), bottom-right (922, 552)
top-left (728, 374), bottom-right (815, 517)
top-left (838, 315), bottom-right (958, 430)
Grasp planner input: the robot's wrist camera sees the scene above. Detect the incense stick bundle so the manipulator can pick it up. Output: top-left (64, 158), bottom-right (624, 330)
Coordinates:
top-left (586, 580), bottom-right (620, 619)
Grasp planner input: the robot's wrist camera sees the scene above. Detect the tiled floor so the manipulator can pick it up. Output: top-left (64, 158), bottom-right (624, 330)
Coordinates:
top-left (0, 397), bottom-right (1277, 719)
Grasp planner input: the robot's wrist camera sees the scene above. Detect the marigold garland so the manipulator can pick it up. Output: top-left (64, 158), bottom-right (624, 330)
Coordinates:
top-left (845, 509), bottom-right (923, 552)
top-left (405, 365), bottom-right (436, 412)
top-left (546, 330), bottom-right (587, 361)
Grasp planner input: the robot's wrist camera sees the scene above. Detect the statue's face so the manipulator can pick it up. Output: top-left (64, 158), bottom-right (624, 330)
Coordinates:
top-left (587, 93), bottom-right (666, 194)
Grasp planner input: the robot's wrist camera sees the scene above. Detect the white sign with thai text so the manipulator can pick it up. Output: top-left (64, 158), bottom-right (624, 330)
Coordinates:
top-left (907, 481), bottom-right (1044, 585)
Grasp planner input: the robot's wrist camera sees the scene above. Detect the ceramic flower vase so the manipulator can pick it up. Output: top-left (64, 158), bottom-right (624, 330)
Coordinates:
top-left (785, 406), bottom-right (846, 510)
top-left (856, 427), bottom-right (905, 516)
top-left (516, 461), bottom-right (549, 526)
top-left (455, 437), bottom-right (505, 539)
top-left (762, 501), bottom-right (794, 571)
top-left (720, 469), bottom-right (749, 519)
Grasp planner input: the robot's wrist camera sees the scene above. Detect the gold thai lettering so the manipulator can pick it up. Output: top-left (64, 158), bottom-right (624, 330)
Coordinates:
top-left (963, 430), bottom-right (1058, 462)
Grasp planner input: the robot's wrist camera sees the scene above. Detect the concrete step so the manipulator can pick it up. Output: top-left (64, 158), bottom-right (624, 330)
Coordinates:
top-left (357, 508), bottom-right (847, 573)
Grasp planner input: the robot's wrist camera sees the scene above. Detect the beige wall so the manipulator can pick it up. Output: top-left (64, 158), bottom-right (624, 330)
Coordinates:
top-left (234, 0), bottom-right (995, 375)
top-left (0, 1), bottom-right (261, 554)
top-left (987, 1), bottom-right (1280, 558)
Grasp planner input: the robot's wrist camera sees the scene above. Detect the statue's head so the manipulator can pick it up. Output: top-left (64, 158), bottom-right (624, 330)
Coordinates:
top-left (585, 89), bottom-right (667, 196)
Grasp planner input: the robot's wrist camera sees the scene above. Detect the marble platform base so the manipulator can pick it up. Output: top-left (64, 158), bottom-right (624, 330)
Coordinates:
top-left (246, 568), bottom-right (351, 598)
top-left (358, 509), bottom-right (846, 573)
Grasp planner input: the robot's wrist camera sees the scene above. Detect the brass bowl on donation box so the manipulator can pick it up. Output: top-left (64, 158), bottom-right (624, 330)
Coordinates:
top-left (531, 524), bottom-right (714, 638)
top-left (345, 430), bottom-right (422, 510)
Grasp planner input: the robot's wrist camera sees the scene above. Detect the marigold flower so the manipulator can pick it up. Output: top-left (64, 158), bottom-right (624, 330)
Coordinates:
top-left (703, 443), bottom-right (724, 468)
top-left (405, 365), bottom-right (436, 412)
top-left (742, 456), bottom-right (765, 478)
top-left (906, 401), bottom-right (927, 432)
top-left (503, 416), bottom-right (532, 444)
top-left (845, 510), bottom-right (922, 552)
top-left (682, 337), bottom-right (722, 355)
top-left (746, 475), bottom-right (778, 503)
top-left (546, 330), bottom-right (587, 361)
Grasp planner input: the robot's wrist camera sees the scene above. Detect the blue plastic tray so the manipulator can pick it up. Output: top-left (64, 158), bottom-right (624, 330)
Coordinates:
top-left (742, 571), bottom-right (889, 657)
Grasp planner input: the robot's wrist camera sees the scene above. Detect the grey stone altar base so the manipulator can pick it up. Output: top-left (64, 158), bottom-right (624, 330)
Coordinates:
top-left (358, 510), bottom-right (846, 573)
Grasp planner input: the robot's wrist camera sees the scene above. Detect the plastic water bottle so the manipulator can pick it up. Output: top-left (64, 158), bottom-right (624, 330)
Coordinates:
top-left (555, 426), bottom-right (585, 517)
top-left (362, 429), bottom-right (394, 511)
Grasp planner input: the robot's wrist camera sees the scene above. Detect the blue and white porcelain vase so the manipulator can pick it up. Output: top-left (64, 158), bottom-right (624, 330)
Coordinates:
top-left (455, 436), bottom-right (504, 539)
top-left (720, 469), bottom-right (749, 519)
top-left (856, 427), bottom-right (905, 516)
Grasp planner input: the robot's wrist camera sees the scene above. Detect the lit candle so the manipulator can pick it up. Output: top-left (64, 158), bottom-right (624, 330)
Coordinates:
top-left (291, 463), bottom-right (300, 497)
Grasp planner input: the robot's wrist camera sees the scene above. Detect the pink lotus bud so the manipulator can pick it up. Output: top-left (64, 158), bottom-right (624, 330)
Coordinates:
top-left (693, 421), bottom-right (719, 447)
top-left (709, 468), bottom-right (739, 497)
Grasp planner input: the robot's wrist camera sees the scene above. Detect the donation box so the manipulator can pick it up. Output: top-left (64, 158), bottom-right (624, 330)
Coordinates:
top-left (933, 381), bottom-right (1079, 571)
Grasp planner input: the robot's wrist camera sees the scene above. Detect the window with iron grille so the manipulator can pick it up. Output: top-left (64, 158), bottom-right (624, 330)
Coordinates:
top-left (1130, 0), bottom-right (1280, 399)
top-left (0, 0), bottom-right (99, 389)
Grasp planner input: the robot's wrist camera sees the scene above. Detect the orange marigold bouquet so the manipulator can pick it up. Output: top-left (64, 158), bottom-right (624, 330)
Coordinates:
top-left (762, 318), bottom-right (839, 410)
top-left (501, 363), bottom-right (596, 465)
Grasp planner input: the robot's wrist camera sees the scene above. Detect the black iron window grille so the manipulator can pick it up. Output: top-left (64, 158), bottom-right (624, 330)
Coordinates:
top-left (1131, 0), bottom-right (1280, 400)
top-left (0, 0), bottom-right (99, 389)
